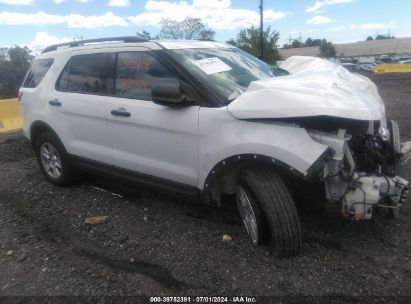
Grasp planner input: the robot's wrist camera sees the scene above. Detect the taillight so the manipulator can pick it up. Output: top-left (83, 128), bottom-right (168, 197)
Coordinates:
top-left (18, 91), bottom-right (23, 102)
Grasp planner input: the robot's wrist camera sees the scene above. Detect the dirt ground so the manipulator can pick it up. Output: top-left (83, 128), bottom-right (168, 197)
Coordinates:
top-left (0, 73), bottom-right (410, 300)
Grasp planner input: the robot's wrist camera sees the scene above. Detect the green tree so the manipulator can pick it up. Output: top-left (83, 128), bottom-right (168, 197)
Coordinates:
top-left (366, 36), bottom-right (374, 41)
top-left (283, 37), bottom-right (322, 48)
top-left (319, 39), bottom-right (336, 58)
top-left (375, 34), bottom-right (395, 40)
top-left (137, 18), bottom-right (214, 41)
top-left (283, 39), bottom-right (301, 49)
top-left (304, 37), bottom-right (313, 46)
top-left (226, 25), bottom-right (280, 64)
top-left (304, 37), bottom-right (322, 47)
top-left (157, 17), bottom-right (215, 40)
top-left (0, 46), bottom-right (33, 99)
top-left (8, 46), bottom-right (33, 68)
top-left (291, 39), bottom-right (302, 48)
top-left (136, 30), bottom-right (155, 40)
top-left (0, 62), bottom-right (17, 99)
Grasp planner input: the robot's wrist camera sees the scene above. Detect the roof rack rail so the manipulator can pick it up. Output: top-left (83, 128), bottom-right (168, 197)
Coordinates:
top-left (41, 36), bottom-right (149, 53)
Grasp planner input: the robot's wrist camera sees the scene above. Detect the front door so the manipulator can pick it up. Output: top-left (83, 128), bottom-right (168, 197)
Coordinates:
top-left (107, 50), bottom-right (199, 187)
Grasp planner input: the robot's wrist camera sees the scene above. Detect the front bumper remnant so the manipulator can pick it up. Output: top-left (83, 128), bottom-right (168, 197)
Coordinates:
top-left (342, 173), bottom-right (409, 220)
top-left (311, 129), bottom-right (410, 221)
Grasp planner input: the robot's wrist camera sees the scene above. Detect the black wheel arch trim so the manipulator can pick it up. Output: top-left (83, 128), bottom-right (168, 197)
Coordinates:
top-left (30, 121), bottom-right (64, 148)
top-left (202, 153), bottom-right (303, 193)
top-left (202, 150), bottom-right (334, 203)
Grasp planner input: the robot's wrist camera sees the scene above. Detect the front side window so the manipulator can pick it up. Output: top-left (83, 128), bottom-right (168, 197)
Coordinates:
top-left (115, 52), bottom-right (179, 101)
top-left (22, 58), bottom-right (54, 88)
top-left (58, 53), bottom-right (116, 94)
top-left (166, 48), bottom-right (275, 103)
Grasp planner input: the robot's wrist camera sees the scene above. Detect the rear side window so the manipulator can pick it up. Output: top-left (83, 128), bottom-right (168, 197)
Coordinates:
top-left (57, 53), bottom-right (115, 95)
top-left (22, 58), bottom-right (54, 88)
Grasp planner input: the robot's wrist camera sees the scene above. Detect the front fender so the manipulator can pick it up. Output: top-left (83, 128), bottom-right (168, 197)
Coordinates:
top-left (199, 107), bottom-right (330, 190)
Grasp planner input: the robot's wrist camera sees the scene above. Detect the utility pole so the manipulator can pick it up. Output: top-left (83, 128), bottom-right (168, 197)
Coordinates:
top-left (259, 0), bottom-right (263, 60)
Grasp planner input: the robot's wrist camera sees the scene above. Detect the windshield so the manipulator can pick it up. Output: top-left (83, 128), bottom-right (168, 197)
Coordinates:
top-left (166, 48), bottom-right (275, 102)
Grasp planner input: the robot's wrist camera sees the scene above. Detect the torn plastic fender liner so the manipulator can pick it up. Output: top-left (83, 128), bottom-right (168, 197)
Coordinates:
top-left (402, 142), bottom-right (411, 165)
top-left (306, 147), bottom-right (335, 177)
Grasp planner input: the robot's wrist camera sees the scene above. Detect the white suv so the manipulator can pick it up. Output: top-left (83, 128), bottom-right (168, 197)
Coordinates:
top-left (20, 37), bottom-right (410, 257)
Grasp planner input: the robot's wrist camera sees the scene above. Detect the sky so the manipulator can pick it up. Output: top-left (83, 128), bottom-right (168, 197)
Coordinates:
top-left (0, 0), bottom-right (410, 52)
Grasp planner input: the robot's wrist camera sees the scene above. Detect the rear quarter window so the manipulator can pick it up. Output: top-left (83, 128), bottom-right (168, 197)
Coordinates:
top-left (22, 58), bottom-right (54, 88)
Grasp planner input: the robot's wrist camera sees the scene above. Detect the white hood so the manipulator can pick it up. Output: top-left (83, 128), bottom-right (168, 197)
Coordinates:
top-left (228, 56), bottom-right (386, 122)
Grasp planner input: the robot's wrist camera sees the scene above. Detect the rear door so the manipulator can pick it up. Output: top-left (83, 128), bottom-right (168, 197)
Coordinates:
top-left (107, 49), bottom-right (199, 187)
top-left (46, 51), bottom-right (116, 164)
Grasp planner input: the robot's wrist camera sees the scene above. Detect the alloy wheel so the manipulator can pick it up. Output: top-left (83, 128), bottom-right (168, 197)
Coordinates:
top-left (40, 142), bottom-right (63, 179)
top-left (236, 185), bottom-right (260, 245)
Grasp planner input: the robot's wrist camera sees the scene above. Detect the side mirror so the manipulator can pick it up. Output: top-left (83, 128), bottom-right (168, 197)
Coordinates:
top-left (151, 83), bottom-right (186, 106)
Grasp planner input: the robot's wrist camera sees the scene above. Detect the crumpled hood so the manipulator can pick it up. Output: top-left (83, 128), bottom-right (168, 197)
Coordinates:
top-left (228, 56), bottom-right (386, 122)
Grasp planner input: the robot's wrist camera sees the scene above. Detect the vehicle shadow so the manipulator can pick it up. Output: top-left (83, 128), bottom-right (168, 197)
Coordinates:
top-left (83, 172), bottom-right (410, 256)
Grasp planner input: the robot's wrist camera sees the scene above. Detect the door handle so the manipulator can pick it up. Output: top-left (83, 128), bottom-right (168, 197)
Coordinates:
top-left (49, 99), bottom-right (61, 106)
top-left (111, 108), bottom-right (131, 117)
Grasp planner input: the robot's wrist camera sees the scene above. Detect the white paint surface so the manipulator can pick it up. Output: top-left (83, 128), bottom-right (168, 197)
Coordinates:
top-left (228, 56), bottom-right (386, 122)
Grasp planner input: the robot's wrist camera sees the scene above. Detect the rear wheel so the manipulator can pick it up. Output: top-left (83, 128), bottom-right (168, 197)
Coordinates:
top-left (35, 132), bottom-right (78, 186)
top-left (237, 167), bottom-right (302, 257)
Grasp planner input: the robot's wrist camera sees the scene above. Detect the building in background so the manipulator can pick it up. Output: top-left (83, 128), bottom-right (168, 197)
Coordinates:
top-left (279, 37), bottom-right (411, 60)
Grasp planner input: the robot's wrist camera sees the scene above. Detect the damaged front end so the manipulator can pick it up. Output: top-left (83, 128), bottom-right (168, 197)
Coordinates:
top-left (227, 55), bottom-right (410, 220)
top-left (308, 118), bottom-right (410, 220)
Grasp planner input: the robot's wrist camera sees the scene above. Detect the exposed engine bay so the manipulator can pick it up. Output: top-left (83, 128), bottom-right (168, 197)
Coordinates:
top-left (228, 55), bottom-right (410, 221)
top-left (307, 117), bottom-right (411, 220)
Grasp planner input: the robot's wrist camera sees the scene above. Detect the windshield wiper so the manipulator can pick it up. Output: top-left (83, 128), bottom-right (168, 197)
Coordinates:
top-left (225, 97), bottom-right (237, 104)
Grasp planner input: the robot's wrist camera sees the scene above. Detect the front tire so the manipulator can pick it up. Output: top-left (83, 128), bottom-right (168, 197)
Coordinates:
top-left (236, 184), bottom-right (267, 246)
top-left (238, 167), bottom-right (302, 257)
top-left (35, 132), bottom-right (78, 186)
top-left (387, 206), bottom-right (400, 219)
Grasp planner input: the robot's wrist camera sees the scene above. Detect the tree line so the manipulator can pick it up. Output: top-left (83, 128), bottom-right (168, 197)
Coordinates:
top-left (366, 34), bottom-right (395, 41)
top-left (0, 17), bottom-right (337, 99)
top-left (0, 46), bottom-right (33, 99)
top-left (283, 37), bottom-right (336, 58)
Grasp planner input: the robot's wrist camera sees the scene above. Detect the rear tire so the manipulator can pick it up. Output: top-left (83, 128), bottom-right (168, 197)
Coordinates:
top-left (35, 132), bottom-right (78, 186)
top-left (238, 167), bottom-right (302, 257)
